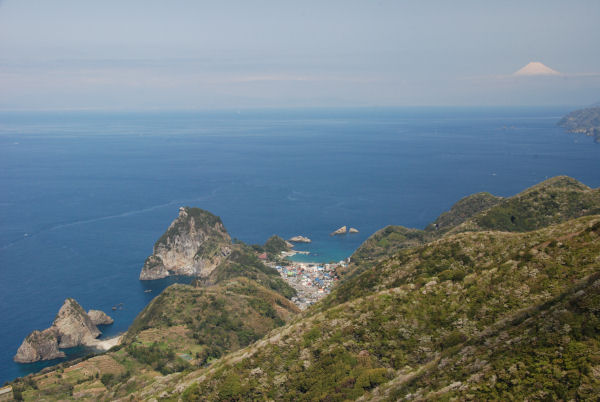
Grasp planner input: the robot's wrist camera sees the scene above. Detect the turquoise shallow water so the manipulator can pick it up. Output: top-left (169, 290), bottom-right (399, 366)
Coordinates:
top-left (1, 107), bottom-right (599, 384)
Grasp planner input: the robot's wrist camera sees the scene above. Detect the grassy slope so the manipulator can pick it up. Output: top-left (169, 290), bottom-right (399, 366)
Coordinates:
top-left (343, 176), bottom-right (599, 281)
top-left (10, 177), bottom-right (600, 401)
top-left (10, 277), bottom-right (299, 401)
top-left (454, 176), bottom-right (600, 234)
top-left (130, 215), bottom-right (600, 401)
top-left (205, 244), bottom-right (296, 299)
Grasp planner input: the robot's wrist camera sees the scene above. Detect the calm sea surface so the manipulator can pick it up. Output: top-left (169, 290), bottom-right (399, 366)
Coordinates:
top-left (1, 107), bottom-right (599, 383)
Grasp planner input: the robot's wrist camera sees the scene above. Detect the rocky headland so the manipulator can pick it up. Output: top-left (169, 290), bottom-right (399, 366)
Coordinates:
top-left (14, 299), bottom-right (113, 363)
top-left (558, 106), bottom-right (600, 142)
top-left (139, 207), bottom-right (232, 280)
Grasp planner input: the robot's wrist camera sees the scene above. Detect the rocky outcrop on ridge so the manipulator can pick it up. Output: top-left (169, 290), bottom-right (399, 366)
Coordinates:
top-left (87, 310), bottom-right (114, 326)
top-left (140, 207), bottom-right (232, 280)
top-left (14, 299), bottom-right (112, 363)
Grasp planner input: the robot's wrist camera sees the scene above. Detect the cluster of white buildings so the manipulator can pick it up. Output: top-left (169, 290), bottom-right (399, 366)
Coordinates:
top-left (272, 260), bottom-right (347, 309)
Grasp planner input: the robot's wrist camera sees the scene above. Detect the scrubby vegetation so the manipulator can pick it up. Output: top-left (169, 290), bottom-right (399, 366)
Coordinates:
top-left (342, 176), bottom-right (600, 281)
top-left (341, 225), bottom-right (432, 279)
top-left (264, 235), bottom-right (290, 256)
top-left (425, 191), bottom-right (502, 232)
top-left (169, 215), bottom-right (600, 401)
top-left (470, 176), bottom-right (600, 232)
top-left (206, 245), bottom-right (296, 299)
top-left (155, 206), bottom-right (229, 248)
top-left (8, 176), bottom-right (600, 401)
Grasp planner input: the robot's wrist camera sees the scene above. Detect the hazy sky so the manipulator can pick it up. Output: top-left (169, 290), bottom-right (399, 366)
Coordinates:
top-left (1, 0), bottom-right (599, 110)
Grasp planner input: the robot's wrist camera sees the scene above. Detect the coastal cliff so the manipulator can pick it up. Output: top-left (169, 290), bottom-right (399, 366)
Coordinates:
top-left (139, 207), bottom-right (232, 280)
top-left (14, 299), bottom-right (112, 363)
top-left (54, 298), bottom-right (101, 348)
top-left (13, 329), bottom-right (64, 364)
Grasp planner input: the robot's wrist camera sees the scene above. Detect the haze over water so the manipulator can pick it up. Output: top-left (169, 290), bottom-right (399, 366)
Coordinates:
top-left (1, 106), bottom-right (599, 383)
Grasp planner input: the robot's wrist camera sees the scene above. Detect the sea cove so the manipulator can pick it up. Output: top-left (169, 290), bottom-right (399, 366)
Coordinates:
top-left (1, 107), bottom-right (600, 384)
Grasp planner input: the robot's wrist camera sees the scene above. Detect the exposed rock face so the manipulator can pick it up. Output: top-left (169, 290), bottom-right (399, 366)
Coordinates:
top-left (14, 298), bottom-right (106, 363)
top-left (331, 226), bottom-right (347, 235)
top-left (87, 310), bottom-right (114, 326)
top-left (53, 298), bottom-right (101, 348)
top-left (349, 227), bottom-right (359, 233)
top-left (289, 235), bottom-right (311, 243)
top-left (140, 207), bottom-right (232, 280)
top-left (13, 328), bottom-right (65, 363)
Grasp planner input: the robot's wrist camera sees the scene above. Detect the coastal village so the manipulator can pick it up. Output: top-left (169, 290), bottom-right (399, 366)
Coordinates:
top-left (267, 259), bottom-right (347, 310)
top-left (261, 225), bottom-right (357, 310)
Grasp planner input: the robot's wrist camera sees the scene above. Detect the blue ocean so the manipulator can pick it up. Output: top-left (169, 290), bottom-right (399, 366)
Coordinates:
top-left (1, 107), bottom-right (599, 384)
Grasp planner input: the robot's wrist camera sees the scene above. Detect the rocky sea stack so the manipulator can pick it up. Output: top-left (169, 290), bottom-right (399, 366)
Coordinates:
top-left (288, 235), bottom-right (311, 243)
top-left (139, 207), bottom-right (232, 280)
top-left (331, 225), bottom-right (347, 235)
top-left (87, 310), bottom-right (114, 326)
top-left (14, 299), bottom-right (113, 363)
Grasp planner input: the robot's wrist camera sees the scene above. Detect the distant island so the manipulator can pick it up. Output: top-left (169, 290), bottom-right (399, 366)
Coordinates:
top-left (558, 106), bottom-right (600, 142)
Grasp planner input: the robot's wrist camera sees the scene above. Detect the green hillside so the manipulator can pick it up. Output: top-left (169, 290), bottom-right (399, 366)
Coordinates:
top-left (10, 277), bottom-right (299, 401)
top-left (205, 244), bottom-right (296, 299)
top-left (343, 176), bottom-right (599, 281)
top-left (8, 176), bottom-right (600, 401)
top-left (145, 215), bottom-right (600, 401)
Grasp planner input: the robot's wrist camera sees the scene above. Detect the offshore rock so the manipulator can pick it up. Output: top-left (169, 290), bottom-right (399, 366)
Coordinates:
top-left (289, 235), bottom-right (312, 243)
top-left (331, 226), bottom-right (347, 236)
top-left (53, 298), bottom-right (101, 348)
top-left (14, 298), bottom-right (102, 363)
top-left (349, 227), bottom-right (359, 233)
top-left (13, 328), bottom-right (64, 363)
top-left (139, 207), bottom-right (232, 280)
top-left (87, 310), bottom-right (114, 326)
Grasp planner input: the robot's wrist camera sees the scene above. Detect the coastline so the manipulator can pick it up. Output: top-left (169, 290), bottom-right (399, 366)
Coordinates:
top-left (87, 334), bottom-right (123, 352)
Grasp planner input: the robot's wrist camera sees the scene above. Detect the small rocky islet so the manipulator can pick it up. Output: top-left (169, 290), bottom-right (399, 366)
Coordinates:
top-left (14, 299), bottom-right (113, 363)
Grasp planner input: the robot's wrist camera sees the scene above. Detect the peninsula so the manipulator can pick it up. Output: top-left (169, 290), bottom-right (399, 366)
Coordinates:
top-left (558, 106), bottom-right (600, 142)
top-left (139, 207), bottom-right (232, 280)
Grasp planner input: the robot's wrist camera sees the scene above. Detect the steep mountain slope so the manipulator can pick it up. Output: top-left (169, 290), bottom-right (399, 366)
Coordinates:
top-left (373, 272), bottom-right (600, 400)
top-left (343, 176), bottom-right (599, 280)
top-left (205, 245), bottom-right (296, 299)
top-left (122, 215), bottom-right (600, 401)
top-left (450, 176), bottom-right (600, 234)
top-left (8, 177), bottom-right (600, 401)
top-left (9, 278), bottom-right (299, 401)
